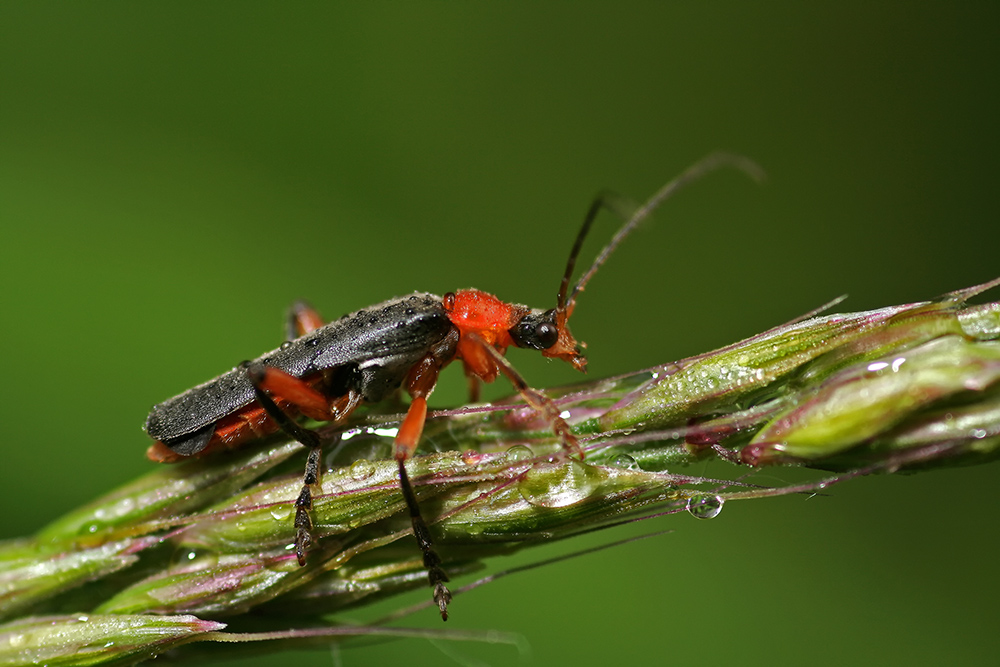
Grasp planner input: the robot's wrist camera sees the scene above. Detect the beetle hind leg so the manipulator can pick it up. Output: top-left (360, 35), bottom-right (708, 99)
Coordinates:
top-left (286, 299), bottom-right (325, 339)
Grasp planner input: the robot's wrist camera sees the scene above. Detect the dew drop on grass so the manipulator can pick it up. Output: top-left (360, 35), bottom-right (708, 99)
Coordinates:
top-left (518, 460), bottom-right (602, 508)
top-left (686, 494), bottom-right (725, 519)
top-left (270, 505), bottom-right (292, 521)
top-left (610, 453), bottom-right (640, 470)
top-left (350, 459), bottom-right (375, 480)
top-left (505, 444), bottom-right (534, 462)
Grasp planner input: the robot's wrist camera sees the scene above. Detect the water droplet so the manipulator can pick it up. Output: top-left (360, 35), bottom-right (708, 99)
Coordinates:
top-left (76, 615), bottom-right (89, 622)
top-left (610, 453), bottom-right (640, 470)
top-left (7, 633), bottom-right (25, 648)
top-left (350, 459), bottom-right (375, 480)
top-left (971, 428), bottom-right (988, 439)
top-left (505, 444), bottom-right (534, 462)
top-left (281, 340), bottom-right (294, 349)
top-left (686, 494), bottom-right (724, 519)
top-left (235, 521), bottom-right (248, 532)
top-left (270, 506), bottom-right (292, 521)
top-left (518, 460), bottom-right (602, 508)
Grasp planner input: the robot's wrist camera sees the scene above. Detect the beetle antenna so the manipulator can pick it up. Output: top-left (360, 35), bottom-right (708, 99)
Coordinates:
top-left (556, 192), bottom-right (632, 314)
top-left (560, 152), bottom-right (764, 318)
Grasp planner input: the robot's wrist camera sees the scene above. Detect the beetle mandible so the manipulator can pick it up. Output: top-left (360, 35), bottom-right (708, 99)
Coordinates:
top-left (144, 153), bottom-right (762, 620)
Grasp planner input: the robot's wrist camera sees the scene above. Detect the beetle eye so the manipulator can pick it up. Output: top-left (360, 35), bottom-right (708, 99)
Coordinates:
top-left (509, 310), bottom-right (560, 351)
top-left (535, 322), bottom-right (558, 349)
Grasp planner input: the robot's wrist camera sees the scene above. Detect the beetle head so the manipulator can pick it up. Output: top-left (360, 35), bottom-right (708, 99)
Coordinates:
top-left (508, 307), bottom-right (586, 372)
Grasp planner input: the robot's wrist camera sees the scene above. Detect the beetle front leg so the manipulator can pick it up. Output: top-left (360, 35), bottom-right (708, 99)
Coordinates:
top-left (467, 333), bottom-right (583, 459)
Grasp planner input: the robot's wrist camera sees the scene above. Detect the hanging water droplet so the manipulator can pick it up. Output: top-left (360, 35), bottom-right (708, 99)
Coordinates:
top-left (505, 444), bottom-right (534, 462)
top-left (610, 453), bottom-right (640, 470)
top-left (350, 459), bottom-right (375, 480)
top-left (518, 460), bottom-right (602, 508)
top-left (686, 494), bottom-right (724, 519)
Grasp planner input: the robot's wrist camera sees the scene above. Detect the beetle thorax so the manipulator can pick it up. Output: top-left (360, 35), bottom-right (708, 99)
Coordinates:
top-left (444, 289), bottom-right (526, 347)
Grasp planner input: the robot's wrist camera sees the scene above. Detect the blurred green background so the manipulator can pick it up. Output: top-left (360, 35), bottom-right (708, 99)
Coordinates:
top-left (1, 3), bottom-right (998, 665)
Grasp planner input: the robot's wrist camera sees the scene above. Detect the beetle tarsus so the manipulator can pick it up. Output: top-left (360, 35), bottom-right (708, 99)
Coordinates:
top-left (245, 361), bottom-right (324, 566)
top-left (294, 486), bottom-right (313, 512)
top-left (434, 582), bottom-right (452, 621)
top-left (397, 458), bottom-right (452, 620)
top-left (294, 527), bottom-right (312, 566)
top-left (303, 444), bottom-right (322, 485)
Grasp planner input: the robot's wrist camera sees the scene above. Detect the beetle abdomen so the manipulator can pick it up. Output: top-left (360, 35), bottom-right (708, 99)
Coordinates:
top-left (145, 292), bottom-right (452, 450)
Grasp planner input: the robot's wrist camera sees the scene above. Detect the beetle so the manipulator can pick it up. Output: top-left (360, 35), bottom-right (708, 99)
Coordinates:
top-left (144, 153), bottom-right (760, 620)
